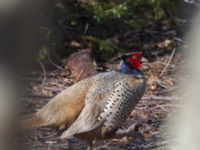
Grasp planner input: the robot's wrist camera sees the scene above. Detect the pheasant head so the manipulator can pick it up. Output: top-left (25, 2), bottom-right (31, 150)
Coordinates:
top-left (119, 52), bottom-right (144, 78)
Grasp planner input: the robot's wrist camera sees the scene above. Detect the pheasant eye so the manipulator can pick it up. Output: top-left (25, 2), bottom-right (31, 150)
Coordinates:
top-left (132, 56), bottom-right (137, 60)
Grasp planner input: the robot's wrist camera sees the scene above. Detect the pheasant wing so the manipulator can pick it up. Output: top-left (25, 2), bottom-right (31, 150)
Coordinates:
top-left (60, 79), bottom-right (145, 139)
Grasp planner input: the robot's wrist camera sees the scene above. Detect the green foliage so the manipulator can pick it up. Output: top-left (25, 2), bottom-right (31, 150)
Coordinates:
top-left (38, 0), bottom-right (180, 61)
top-left (82, 36), bottom-right (122, 60)
top-left (86, 2), bottom-right (128, 22)
top-left (37, 47), bottom-right (49, 60)
top-left (84, 0), bottom-right (178, 26)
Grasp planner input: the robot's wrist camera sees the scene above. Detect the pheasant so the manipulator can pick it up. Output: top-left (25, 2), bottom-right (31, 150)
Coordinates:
top-left (22, 52), bottom-right (146, 141)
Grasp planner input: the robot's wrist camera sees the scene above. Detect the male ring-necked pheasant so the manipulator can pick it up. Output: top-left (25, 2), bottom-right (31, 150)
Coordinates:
top-left (22, 52), bottom-right (146, 141)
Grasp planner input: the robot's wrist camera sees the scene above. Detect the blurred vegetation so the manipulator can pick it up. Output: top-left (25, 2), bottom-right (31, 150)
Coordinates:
top-left (82, 35), bottom-right (120, 61)
top-left (38, 0), bottom-right (180, 61)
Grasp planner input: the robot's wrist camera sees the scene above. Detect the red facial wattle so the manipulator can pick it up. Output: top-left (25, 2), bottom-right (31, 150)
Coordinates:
top-left (127, 52), bottom-right (142, 70)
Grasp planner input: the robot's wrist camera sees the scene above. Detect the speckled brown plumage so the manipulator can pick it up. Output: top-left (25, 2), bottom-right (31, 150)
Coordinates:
top-left (22, 70), bottom-right (146, 141)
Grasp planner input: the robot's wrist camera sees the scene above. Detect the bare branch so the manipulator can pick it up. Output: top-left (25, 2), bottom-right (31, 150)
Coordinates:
top-left (159, 48), bottom-right (176, 77)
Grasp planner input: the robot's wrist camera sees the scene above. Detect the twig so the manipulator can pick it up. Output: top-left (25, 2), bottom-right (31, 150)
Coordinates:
top-left (105, 55), bottom-right (121, 63)
top-left (154, 79), bottom-right (169, 89)
top-left (163, 104), bottom-right (185, 108)
top-left (24, 87), bottom-right (53, 98)
top-left (153, 61), bottom-right (174, 67)
top-left (159, 48), bottom-right (176, 77)
top-left (22, 77), bottom-right (43, 82)
top-left (142, 95), bottom-right (180, 101)
top-left (38, 26), bottom-right (48, 31)
top-left (158, 86), bottom-right (178, 94)
top-left (114, 131), bottom-right (143, 139)
top-left (48, 56), bottom-right (64, 71)
top-left (84, 22), bottom-right (89, 35)
top-left (150, 141), bottom-right (169, 150)
top-left (75, 67), bottom-right (86, 82)
top-left (154, 104), bottom-right (169, 112)
top-left (37, 60), bottom-right (47, 84)
top-left (42, 86), bottom-right (64, 92)
top-left (25, 93), bottom-right (53, 98)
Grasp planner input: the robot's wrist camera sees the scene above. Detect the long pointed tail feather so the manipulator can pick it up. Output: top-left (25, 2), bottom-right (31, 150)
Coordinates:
top-left (20, 116), bottom-right (46, 129)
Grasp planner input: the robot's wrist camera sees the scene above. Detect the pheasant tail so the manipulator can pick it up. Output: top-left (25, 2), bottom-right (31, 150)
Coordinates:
top-left (20, 116), bottom-right (46, 129)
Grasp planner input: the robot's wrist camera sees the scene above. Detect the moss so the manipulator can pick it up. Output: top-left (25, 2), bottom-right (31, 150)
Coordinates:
top-left (82, 36), bottom-right (125, 60)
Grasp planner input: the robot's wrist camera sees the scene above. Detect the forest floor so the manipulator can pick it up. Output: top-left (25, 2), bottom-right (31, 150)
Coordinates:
top-left (21, 46), bottom-right (184, 149)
